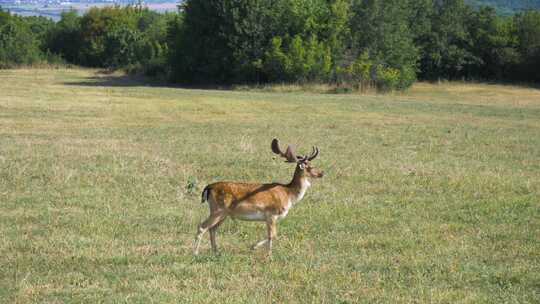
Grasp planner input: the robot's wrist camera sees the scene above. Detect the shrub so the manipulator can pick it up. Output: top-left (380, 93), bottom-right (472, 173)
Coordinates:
top-left (336, 51), bottom-right (414, 93)
top-left (396, 65), bottom-right (417, 90)
top-left (375, 66), bottom-right (401, 92)
top-left (346, 51), bottom-right (374, 91)
top-left (142, 56), bottom-right (168, 78)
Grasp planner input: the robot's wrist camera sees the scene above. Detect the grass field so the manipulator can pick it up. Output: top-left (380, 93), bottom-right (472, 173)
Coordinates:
top-left (1, 68), bottom-right (539, 303)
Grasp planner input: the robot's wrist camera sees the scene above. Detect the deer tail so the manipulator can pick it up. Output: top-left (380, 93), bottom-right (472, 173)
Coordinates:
top-left (201, 185), bottom-right (211, 204)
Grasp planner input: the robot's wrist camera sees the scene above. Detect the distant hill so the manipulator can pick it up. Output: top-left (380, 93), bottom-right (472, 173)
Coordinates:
top-left (467, 0), bottom-right (540, 14)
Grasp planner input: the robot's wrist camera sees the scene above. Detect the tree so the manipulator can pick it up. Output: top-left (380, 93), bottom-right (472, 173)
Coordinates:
top-left (170, 0), bottom-right (347, 84)
top-left (169, 0), bottom-right (237, 83)
top-left (349, 0), bottom-right (418, 88)
top-left (514, 10), bottom-right (540, 82)
top-left (467, 7), bottom-right (519, 79)
top-left (0, 10), bottom-right (43, 67)
top-left (104, 27), bottom-right (149, 67)
top-left (418, 0), bottom-right (479, 80)
top-left (46, 10), bottom-right (82, 63)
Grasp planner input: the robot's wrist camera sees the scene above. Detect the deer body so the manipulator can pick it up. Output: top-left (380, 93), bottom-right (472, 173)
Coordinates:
top-left (193, 139), bottom-right (323, 255)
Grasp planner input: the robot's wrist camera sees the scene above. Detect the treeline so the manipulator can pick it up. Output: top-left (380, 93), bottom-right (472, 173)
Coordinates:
top-left (0, 6), bottom-right (173, 76)
top-left (468, 0), bottom-right (540, 14)
top-left (1, 0), bottom-right (540, 90)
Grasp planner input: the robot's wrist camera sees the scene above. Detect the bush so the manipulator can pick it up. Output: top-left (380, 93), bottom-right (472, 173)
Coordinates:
top-left (141, 56), bottom-right (168, 77)
top-left (396, 65), bottom-right (417, 90)
top-left (345, 51), bottom-right (373, 91)
top-left (375, 66), bottom-right (401, 92)
top-left (335, 51), bottom-right (415, 93)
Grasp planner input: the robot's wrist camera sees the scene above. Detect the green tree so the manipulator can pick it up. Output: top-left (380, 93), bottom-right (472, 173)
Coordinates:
top-left (350, 0), bottom-right (418, 88)
top-left (24, 15), bottom-right (55, 51)
top-left (77, 6), bottom-right (139, 66)
top-left (0, 10), bottom-right (43, 67)
top-left (262, 36), bottom-right (291, 82)
top-left (47, 10), bottom-right (82, 63)
top-left (170, 0), bottom-right (347, 84)
top-left (514, 10), bottom-right (540, 82)
top-left (48, 6), bottom-right (169, 70)
top-left (418, 0), bottom-right (479, 79)
top-left (467, 7), bottom-right (520, 79)
top-left (103, 27), bottom-right (151, 68)
top-left (169, 0), bottom-right (237, 83)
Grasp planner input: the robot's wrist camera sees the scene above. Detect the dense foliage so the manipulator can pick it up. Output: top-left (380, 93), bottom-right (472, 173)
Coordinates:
top-left (44, 7), bottom-right (174, 74)
top-left (467, 0), bottom-right (540, 15)
top-left (0, 10), bottom-right (52, 67)
top-left (1, 1), bottom-right (540, 89)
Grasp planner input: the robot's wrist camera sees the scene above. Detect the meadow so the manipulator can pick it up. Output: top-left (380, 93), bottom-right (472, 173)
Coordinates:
top-left (0, 68), bottom-right (538, 303)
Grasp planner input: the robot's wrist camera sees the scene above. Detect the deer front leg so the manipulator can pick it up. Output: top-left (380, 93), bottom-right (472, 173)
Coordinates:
top-left (266, 216), bottom-right (277, 254)
top-left (251, 216), bottom-right (277, 253)
top-left (194, 211), bottom-right (226, 255)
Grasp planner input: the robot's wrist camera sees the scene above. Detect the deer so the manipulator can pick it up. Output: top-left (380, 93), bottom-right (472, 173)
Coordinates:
top-left (193, 138), bottom-right (324, 255)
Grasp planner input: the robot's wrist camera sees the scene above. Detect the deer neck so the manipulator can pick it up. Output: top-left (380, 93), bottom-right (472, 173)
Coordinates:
top-left (287, 167), bottom-right (311, 204)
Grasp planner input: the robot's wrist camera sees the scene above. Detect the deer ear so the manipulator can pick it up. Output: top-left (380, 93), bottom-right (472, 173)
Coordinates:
top-left (299, 163), bottom-right (306, 170)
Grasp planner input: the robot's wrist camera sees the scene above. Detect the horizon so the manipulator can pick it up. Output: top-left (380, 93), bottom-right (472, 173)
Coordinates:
top-left (1, 0), bottom-right (181, 20)
top-left (2, 0), bottom-right (540, 21)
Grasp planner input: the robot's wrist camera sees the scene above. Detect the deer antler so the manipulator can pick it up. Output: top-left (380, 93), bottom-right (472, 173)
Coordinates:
top-left (271, 138), bottom-right (298, 163)
top-left (307, 146), bottom-right (319, 161)
top-left (297, 146), bottom-right (319, 162)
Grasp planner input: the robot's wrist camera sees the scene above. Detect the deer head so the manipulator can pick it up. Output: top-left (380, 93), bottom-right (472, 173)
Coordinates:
top-left (271, 138), bottom-right (323, 178)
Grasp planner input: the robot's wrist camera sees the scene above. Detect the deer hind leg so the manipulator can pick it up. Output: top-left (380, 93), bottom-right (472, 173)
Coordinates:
top-left (194, 211), bottom-right (226, 255)
top-left (209, 218), bottom-right (226, 254)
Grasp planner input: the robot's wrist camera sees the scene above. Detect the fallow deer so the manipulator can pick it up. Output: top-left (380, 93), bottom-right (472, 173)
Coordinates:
top-left (194, 138), bottom-right (323, 255)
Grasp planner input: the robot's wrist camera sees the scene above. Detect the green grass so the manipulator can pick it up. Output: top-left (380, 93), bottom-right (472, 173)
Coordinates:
top-left (1, 68), bottom-right (539, 303)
